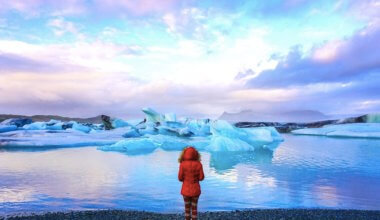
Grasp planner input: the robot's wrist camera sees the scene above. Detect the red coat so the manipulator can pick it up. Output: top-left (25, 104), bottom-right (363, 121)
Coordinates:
top-left (178, 147), bottom-right (205, 197)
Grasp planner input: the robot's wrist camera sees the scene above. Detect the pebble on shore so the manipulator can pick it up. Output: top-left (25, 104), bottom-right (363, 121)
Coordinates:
top-left (1, 209), bottom-right (380, 220)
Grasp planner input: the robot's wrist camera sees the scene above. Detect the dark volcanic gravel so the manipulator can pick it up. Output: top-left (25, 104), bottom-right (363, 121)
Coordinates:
top-left (1, 209), bottom-right (380, 220)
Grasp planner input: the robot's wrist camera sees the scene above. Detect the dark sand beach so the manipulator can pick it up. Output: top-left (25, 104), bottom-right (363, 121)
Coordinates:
top-left (2, 209), bottom-right (380, 220)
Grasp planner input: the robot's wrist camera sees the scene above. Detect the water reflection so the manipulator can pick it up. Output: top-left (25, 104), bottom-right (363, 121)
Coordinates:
top-left (1, 135), bottom-right (380, 213)
top-left (209, 147), bottom-right (275, 172)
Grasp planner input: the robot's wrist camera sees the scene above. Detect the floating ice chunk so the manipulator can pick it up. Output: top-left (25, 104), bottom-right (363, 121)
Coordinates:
top-left (98, 138), bottom-right (157, 154)
top-left (148, 134), bottom-right (187, 151)
top-left (23, 122), bottom-right (47, 130)
top-left (0, 118), bottom-right (33, 127)
top-left (206, 136), bottom-right (255, 152)
top-left (0, 127), bottom-right (130, 147)
top-left (157, 126), bottom-right (179, 136)
top-left (111, 119), bottom-right (131, 128)
top-left (178, 127), bottom-right (193, 137)
top-left (243, 127), bottom-right (284, 146)
top-left (164, 113), bottom-right (177, 122)
top-left (164, 121), bottom-right (184, 129)
top-left (0, 125), bottom-right (18, 133)
top-left (211, 121), bottom-right (284, 142)
top-left (22, 120), bottom-right (65, 130)
top-left (149, 135), bottom-right (209, 151)
top-left (122, 128), bottom-right (141, 138)
top-left (210, 120), bottom-right (242, 137)
top-left (292, 123), bottom-right (380, 139)
top-left (142, 107), bottom-right (163, 123)
top-left (46, 119), bottom-right (61, 124)
top-left (186, 119), bottom-right (211, 136)
top-left (266, 126), bottom-right (285, 142)
top-left (45, 120), bottom-right (65, 130)
top-left (71, 122), bottom-right (92, 133)
top-left (366, 113), bottom-right (380, 123)
top-left (139, 122), bottom-right (157, 135)
top-left (208, 120), bottom-right (283, 151)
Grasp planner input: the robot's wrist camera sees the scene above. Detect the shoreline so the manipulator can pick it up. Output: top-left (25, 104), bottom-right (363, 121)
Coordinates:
top-left (1, 209), bottom-right (380, 220)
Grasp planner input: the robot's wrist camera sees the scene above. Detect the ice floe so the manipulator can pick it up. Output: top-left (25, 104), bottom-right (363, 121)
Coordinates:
top-left (0, 108), bottom-right (284, 153)
top-left (291, 123), bottom-right (380, 139)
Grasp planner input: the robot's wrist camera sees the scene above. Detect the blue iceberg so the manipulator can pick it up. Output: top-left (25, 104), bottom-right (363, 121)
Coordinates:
top-left (111, 119), bottom-right (131, 128)
top-left (1, 108), bottom-right (284, 153)
top-left (98, 138), bottom-right (157, 154)
top-left (0, 125), bottom-right (18, 133)
top-left (100, 108), bottom-right (283, 153)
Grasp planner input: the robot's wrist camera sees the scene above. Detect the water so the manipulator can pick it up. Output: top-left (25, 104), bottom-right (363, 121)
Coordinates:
top-left (1, 134), bottom-right (380, 214)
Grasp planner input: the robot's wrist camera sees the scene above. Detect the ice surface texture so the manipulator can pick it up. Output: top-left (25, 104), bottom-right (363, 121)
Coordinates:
top-left (0, 128), bottom-right (131, 147)
top-left (292, 123), bottom-right (380, 139)
top-left (366, 113), bottom-right (380, 123)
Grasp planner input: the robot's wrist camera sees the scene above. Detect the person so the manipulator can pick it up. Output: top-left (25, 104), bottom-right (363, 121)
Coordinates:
top-left (178, 146), bottom-right (205, 220)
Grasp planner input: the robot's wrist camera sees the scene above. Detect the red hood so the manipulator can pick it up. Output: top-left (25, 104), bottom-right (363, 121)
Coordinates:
top-left (183, 147), bottom-right (198, 161)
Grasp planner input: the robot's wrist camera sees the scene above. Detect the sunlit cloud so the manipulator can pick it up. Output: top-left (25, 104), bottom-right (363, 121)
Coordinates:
top-left (0, 0), bottom-right (378, 117)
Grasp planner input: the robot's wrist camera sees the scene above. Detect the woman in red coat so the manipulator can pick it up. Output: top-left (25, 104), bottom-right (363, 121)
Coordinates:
top-left (178, 146), bottom-right (205, 220)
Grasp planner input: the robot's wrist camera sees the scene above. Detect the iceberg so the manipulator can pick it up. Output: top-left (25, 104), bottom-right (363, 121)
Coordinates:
top-left (22, 120), bottom-right (91, 132)
top-left (164, 113), bottom-right (177, 122)
top-left (148, 134), bottom-right (187, 151)
top-left (178, 127), bottom-right (193, 137)
top-left (23, 122), bottom-right (48, 130)
top-left (142, 107), bottom-right (163, 123)
top-left (71, 122), bottom-right (92, 133)
top-left (291, 123), bottom-right (380, 139)
top-left (98, 138), bottom-right (157, 154)
top-left (111, 119), bottom-right (131, 128)
top-left (0, 125), bottom-right (18, 133)
top-left (138, 122), bottom-right (158, 135)
top-left (0, 118), bottom-right (33, 127)
top-left (206, 120), bottom-right (282, 151)
top-left (1, 108), bottom-right (284, 153)
top-left (185, 119), bottom-right (211, 136)
top-left (0, 127), bottom-right (130, 147)
top-left (206, 136), bottom-right (255, 151)
top-left (122, 128), bottom-right (141, 138)
top-left (366, 113), bottom-right (380, 123)
top-left (99, 134), bottom-right (210, 153)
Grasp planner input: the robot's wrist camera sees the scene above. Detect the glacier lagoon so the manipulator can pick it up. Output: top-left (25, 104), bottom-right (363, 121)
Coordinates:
top-left (1, 133), bottom-right (380, 214)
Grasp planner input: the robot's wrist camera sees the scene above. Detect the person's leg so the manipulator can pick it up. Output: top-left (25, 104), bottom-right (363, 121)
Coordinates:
top-left (191, 196), bottom-right (199, 220)
top-left (183, 196), bottom-right (191, 220)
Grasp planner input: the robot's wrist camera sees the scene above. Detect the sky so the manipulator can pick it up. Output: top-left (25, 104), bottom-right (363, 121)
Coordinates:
top-left (0, 0), bottom-right (379, 119)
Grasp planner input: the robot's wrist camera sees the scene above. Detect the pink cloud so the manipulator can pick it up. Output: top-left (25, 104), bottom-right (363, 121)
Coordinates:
top-left (0, 0), bottom-right (86, 16)
top-left (94, 0), bottom-right (186, 15)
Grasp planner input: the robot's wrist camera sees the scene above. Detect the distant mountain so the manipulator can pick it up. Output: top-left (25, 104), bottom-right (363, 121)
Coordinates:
top-left (0, 114), bottom-right (104, 124)
top-left (219, 110), bottom-right (330, 123)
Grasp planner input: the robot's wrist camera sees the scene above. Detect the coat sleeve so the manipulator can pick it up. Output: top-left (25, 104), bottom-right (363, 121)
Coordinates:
top-left (178, 163), bottom-right (184, 182)
top-left (198, 163), bottom-right (205, 181)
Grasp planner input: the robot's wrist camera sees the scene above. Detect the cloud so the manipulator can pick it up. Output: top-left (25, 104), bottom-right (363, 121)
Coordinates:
top-left (246, 23), bottom-right (380, 88)
top-left (0, 40), bottom-right (142, 75)
top-left (162, 8), bottom-right (207, 38)
top-left (0, 0), bottom-right (86, 16)
top-left (93, 0), bottom-right (186, 16)
top-left (239, 18), bottom-right (380, 115)
top-left (0, 53), bottom-right (84, 73)
top-left (235, 69), bottom-right (255, 80)
top-left (47, 17), bottom-right (81, 37)
top-left (161, 7), bottom-right (241, 44)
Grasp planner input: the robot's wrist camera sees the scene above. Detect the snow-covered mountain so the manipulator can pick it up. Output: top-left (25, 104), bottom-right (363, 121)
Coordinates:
top-left (219, 110), bottom-right (330, 123)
